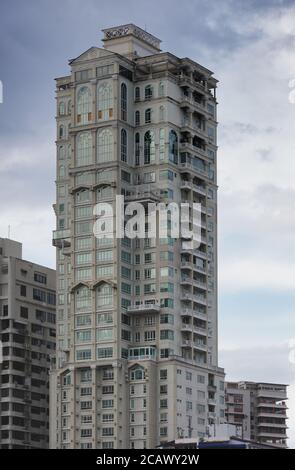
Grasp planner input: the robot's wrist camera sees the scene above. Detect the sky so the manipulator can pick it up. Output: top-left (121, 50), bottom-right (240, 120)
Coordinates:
top-left (0, 0), bottom-right (295, 447)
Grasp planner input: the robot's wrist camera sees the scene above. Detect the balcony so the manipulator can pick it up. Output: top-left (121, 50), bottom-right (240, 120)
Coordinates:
top-left (52, 229), bottom-right (71, 248)
top-left (179, 141), bottom-right (207, 159)
top-left (193, 340), bottom-right (207, 351)
top-left (125, 187), bottom-right (161, 204)
top-left (127, 304), bottom-right (160, 314)
top-left (180, 161), bottom-right (209, 179)
top-left (257, 422), bottom-right (287, 429)
top-left (180, 95), bottom-right (207, 115)
top-left (180, 180), bottom-right (207, 196)
top-left (257, 411), bottom-right (287, 419)
top-left (257, 389), bottom-right (287, 400)
top-left (257, 401), bottom-right (287, 410)
top-left (257, 430), bottom-right (287, 439)
top-left (181, 323), bottom-right (192, 332)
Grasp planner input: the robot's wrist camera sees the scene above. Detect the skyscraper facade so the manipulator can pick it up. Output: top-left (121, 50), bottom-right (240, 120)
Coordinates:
top-left (50, 24), bottom-right (225, 449)
top-left (0, 238), bottom-right (56, 448)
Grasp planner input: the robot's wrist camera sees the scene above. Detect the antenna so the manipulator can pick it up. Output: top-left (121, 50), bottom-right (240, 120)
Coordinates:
top-left (8, 225), bottom-right (11, 239)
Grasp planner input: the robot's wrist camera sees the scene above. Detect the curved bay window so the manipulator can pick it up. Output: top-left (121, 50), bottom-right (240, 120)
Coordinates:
top-left (169, 130), bottom-right (178, 164)
top-left (121, 83), bottom-right (127, 121)
top-left (121, 129), bottom-right (127, 162)
top-left (77, 86), bottom-right (92, 124)
top-left (144, 130), bottom-right (155, 164)
top-left (97, 129), bottom-right (113, 163)
top-left (76, 132), bottom-right (92, 166)
top-left (97, 83), bottom-right (113, 121)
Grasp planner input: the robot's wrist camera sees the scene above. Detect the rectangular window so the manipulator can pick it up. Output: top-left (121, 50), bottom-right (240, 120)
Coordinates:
top-left (76, 349), bottom-right (92, 361)
top-left (75, 237), bottom-right (92, 250)
top-left (97, 348), bottom-right (113, 359)
top-left (97, 265), bottom-right (113, 278)
top-left (97, 313), bottom-right (113, 324)
top-left (76, 330), bottom-right (92, 343)
top-left (144, 330), bottom-right (156, 341)
top-left (34, 273), bottom-right (47, 284)
top-left (76, 69), bottom-right (91, 81)
top-left (75, 314), bottom-right (91, 327)
top-left (20, 285), bottom-right (27, 297)
top-left (76, 252), bottom-right (92, 265)
top-left (96, 328), bottom-right (113, 341)
top-left (96, 250), bottom-right (113, 263)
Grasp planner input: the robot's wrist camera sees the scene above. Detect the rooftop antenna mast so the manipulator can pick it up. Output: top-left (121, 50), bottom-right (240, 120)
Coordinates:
top-left (8, 225), bottom-right (11, 239)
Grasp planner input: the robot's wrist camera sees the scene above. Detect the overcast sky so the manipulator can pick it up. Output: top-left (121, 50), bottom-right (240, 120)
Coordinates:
top-left (1, 0), bottom-right (295, 447)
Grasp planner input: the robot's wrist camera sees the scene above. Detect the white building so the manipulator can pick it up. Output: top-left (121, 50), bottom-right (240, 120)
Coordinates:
top-left (50, 24), bottom-right (225, 449)
top-left (225, 381), bottom-right (288, 448)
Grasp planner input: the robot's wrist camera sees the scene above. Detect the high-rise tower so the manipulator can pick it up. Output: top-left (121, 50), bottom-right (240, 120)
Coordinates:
top-left (50, 24), bottom-right (225, 449)
top-left (0, 238), bottom-right (56, 449)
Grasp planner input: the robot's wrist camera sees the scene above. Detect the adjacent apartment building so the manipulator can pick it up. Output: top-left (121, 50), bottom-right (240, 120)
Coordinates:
top-left (50, 24), bottom-right (225, 449)
top-left (225, 381), bottom-right (288, 448)
top-left (0, 238), bottom-right (56, 449)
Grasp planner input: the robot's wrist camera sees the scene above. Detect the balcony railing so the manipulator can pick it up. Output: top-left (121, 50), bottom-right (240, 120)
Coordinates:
top-left (127, 304), bottom-right (160, 314)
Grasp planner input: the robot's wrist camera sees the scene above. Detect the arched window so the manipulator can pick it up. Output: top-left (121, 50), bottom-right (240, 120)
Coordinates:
top-left (59, 125), bottom-right (65, 139)
top-left (159, 105), bottom-right (165, 121)
top-left (130, 367), bottom-right (145, 381)
top-left (97, 129), bottom-right (113, 163)
top-left (145, 108), bottom-right (151, 124)
top-left (135, 110), bottom-right (140, 126)
top-left (121, 83), bottom-right (127, 121)
top-left (145, 85), bottom-right (153, 100)
top-left (169, 130), bottom-right (178, 164)
top-left (144, 131), bottom-right (155, 164)
top-left (59, 165), bottom-right (65, 178)
top-left (97, 83), bottom-right (113, 121)
top-left (135, 86), bottom-right (141, 101)
top-left (76, 132), bottom-right (92, 166)
top-left (159, 128), bottom-right (165, 161)
top-left (58, 145), bottom-right (65, 160)
top-left (96, 283), bottom-right (113, 308)
top-left (68, 100), bottom-right (72, 115)
top-left (59, 101), bottom-right (65, 116)
top-left (77, 86), bottom-right (92, 124)
top-left (75, 286), bottom-right (91, 310)
top-left (159, 81), bottom-right (165, 97)
top-left (121, 129), bottom-right (127, 162)
top-left (135, 133), bottom-right (140, 166)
